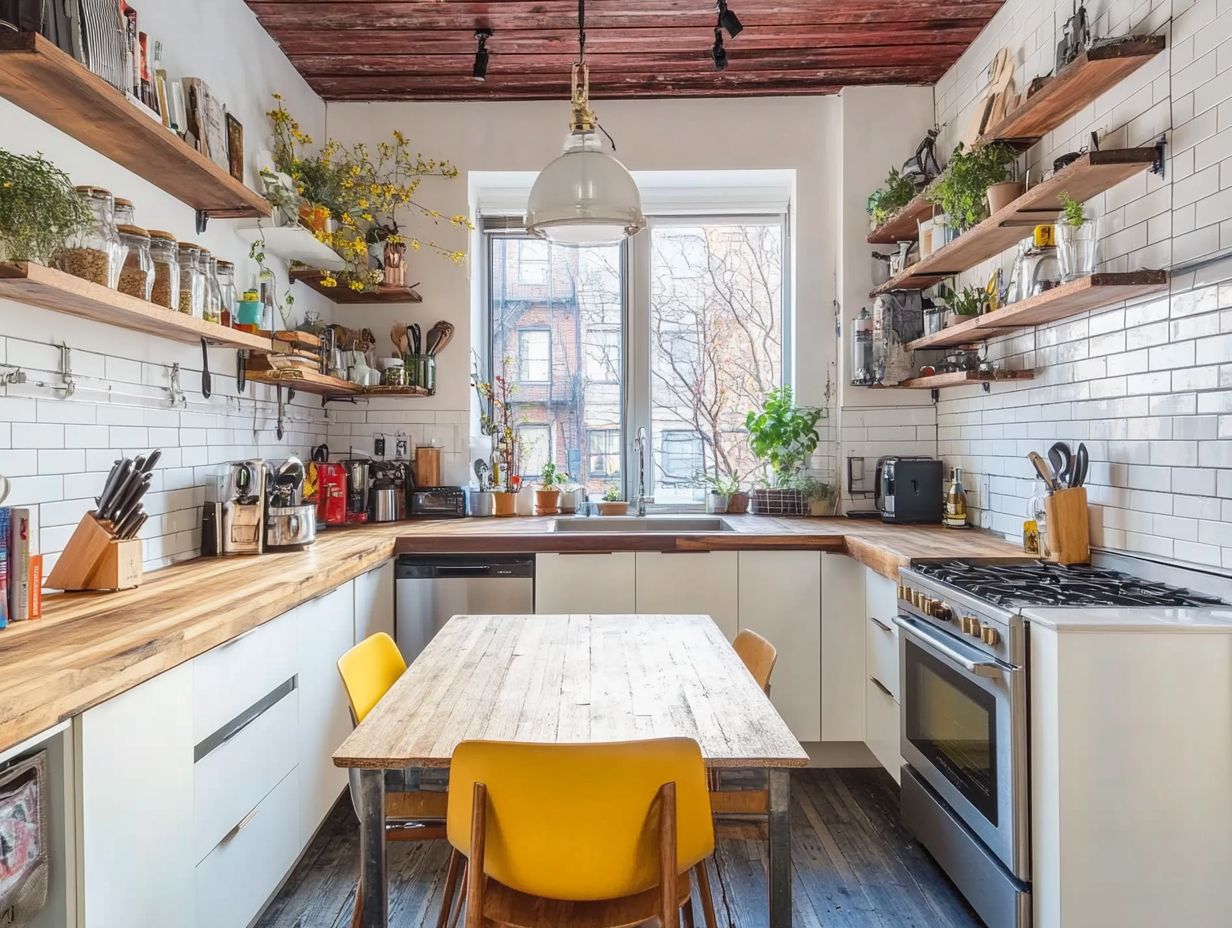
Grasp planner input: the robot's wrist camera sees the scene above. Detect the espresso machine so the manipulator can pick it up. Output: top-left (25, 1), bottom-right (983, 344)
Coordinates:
top-left (343, 459), bottom-right (370, 524)
top-left (315, 462), bottom-right (348, 528)
top-left (203, 460), bottom-right (265, 556)
top-left (369, 460), bottom-right (408, 523)
top-left (264, 456), bottom-right (317, 549)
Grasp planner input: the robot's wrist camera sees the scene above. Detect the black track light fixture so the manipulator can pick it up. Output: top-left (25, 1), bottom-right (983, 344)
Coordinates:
top-left (717, 0), bottom-right (742, 38)
top-left (712, 27), bottom-right (727, 71)
top-left (473, 28), bottom-right (492, 81)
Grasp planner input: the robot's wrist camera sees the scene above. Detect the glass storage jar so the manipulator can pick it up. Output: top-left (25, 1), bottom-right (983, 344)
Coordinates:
top-left (113, 197), bottom-right (136, 227)
top-left (176, 242), bottom-right (204, 317)
top-left (214, 259), bottom-right (237, 327)
top-left (147, 230), bottom-right (180, 310)
top-left (60, 186), bottom-right (125, 288)
top-left (199, 250), bottom-right (222, 324)
top-left (116, 224), bottom-right (153, 301)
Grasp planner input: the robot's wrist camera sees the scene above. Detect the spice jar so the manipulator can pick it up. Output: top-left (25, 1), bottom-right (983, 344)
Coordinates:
top-left (116, 224), bottom-right (153, 301)
top-left (214, 259), bottom-right (237, 327)
top-left (176, 242), bottom-right (203, 317)
top-left (60, 186), bottom-right (125, 288)
top-left (114, 197), bottom-right (136, 227)
top-left (147, 230), bottom-right (180, 310)
top-left (200, 249), bottom-right (222, 324)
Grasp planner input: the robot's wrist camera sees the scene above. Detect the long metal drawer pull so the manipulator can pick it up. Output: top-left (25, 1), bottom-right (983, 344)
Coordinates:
top-left (870, 676), bottom-right (894, 698)
top-left (870, 615), bottom-right (893, 633)
top-left (194, 676), bottom-right (297, 763)
top-left (891, 616), bottom-right (1002, 678)
top-left (219, 805), bottom-right (260, 847)
top-left (216, 625), bottom-right (260, 650)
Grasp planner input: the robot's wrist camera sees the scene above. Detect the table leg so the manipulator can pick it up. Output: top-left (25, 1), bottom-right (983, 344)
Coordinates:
top-left (358, 768), bottom-right (388, 928)
top-left (767, 768), bottom-right (791, 927)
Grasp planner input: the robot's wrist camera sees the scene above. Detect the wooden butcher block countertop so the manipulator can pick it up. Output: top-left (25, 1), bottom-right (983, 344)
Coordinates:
top-left (0, 516), bottom-right (1017, 754)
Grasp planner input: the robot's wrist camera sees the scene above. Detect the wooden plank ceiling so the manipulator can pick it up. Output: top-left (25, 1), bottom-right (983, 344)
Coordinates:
top-left (246, 0), bottom-right (1004, 101)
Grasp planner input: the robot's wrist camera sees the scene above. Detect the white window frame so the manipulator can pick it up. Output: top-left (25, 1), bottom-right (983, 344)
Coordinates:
top-left (517, 328), bottom-right (552, 385)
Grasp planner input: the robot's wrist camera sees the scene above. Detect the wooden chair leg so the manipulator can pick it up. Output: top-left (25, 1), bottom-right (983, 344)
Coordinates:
top-left (437, 848), bottom-right (462, 928)
top-left (694, 862), bottom-right (719, 928)
top-left (465, 784), bottom-right (487, 928)
top-left (448, 861), bottom-right (467, 928)
top-left (350, 880), bottom-right (363, 928)
top-left (682, 896), bottom-right (696, 928)
top-left (658, 782), bottom-right (678, 928)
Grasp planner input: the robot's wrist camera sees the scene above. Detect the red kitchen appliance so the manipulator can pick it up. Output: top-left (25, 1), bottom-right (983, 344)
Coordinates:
top-left (315, 463), bottom-right (348, 527)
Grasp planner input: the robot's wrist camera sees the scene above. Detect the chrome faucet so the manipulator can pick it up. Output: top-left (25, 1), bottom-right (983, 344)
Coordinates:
top-left (634, 427), bottom-right (654, 516)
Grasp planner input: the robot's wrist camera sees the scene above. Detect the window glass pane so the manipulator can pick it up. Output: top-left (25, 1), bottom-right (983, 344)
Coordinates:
top-left (489, 235), bottom-right (625, 498)
top-left (649, 221), bottom-right (784, 503)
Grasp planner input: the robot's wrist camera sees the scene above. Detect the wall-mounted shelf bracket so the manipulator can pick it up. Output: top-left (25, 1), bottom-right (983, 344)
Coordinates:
top-left (930, 388), bottom-right (940, 403)
top-left (1152, 136), bottom-right (1166, 176)
top-left (195, 210), bottom-right (209, 234)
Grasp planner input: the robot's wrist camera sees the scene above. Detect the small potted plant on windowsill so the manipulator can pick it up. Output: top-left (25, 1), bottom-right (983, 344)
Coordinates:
top-left (535, 462), bottom-right (567, 516)
top-left (746, 386), bottom-right (823, 517)
top-left (597, 483), bottom-right (629, 516)
top-left (701, 472), bottom-right (744, 514)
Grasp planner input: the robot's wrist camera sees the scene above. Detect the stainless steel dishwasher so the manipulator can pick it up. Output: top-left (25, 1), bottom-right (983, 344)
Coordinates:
top-left (394, 554), bottom-right (535, 661)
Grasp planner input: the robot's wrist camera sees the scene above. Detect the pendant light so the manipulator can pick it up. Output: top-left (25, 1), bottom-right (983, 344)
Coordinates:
top-left (525, 0), bottom-right (644, 246)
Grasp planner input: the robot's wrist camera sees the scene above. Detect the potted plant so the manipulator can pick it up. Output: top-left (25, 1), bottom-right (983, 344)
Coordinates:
top-left (535, 462), bottom-right (567, 515)
top-left (925, 142), bottom-right (1018, 241)
top-left (866, 166), bottom-right (916, 231)
top-left (0, 148), bottom-right (91, 265)
top-left (1056, 192), bottom-right (1099, 281)
top-left (795, 476), bottom-right (838, 517)
top-left (700, 472), bottom-right (742, 514)
top-left (473, 356), bottom-right (521, 517)
top-left (745, 386), bottom-right (823, 517)
top-left (558, 479), bottom-right (584, 514)
top-left (597, 484), bottom-right (629, 516)
top-left (937, 283), bottom-right (990, 327)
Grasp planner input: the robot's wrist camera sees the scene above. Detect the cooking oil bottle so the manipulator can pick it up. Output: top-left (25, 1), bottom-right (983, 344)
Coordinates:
top-left (943, 466), bottom-right (969, 529)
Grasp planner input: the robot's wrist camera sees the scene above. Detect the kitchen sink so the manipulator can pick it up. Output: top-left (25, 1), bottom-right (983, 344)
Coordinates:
top-left (551, 516), bottom-right (734, 533)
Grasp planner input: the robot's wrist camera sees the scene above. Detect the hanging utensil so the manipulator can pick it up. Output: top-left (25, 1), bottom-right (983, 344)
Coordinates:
top-left (391, 322), bottom-right (409, 356)
top-left (200, 337), bottom-right (212, 399)
top-left (1027, 451), bottom-right (1060, 491)
top-left (276, 387), bottom-right (286, 441)
top-left (430, 320), bottom-right (455, 355)
top-left (1069, 442), bottom-right (1089, 488)
top-left (1047, 442), bottom-right (1073, 487)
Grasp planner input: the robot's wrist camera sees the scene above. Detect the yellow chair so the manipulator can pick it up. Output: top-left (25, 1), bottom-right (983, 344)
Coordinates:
top-left (712, 631), bottom-right (779, 832)
top-left (732, 629), bottom-right (778, 694)
top-left (338, 633), bottom-right (460, 928)
top-left (447, 738), bottom-right (719, 928)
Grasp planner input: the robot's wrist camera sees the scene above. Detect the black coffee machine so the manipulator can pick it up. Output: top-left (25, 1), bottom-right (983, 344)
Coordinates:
top-left (875, 456), bottom-right (944, 524)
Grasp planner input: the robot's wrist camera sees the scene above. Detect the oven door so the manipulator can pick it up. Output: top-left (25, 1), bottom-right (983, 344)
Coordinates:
top-left (894, 614), bottom-right (1029, 880)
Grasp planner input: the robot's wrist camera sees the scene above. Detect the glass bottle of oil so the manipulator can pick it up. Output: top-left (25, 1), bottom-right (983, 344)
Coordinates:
top-left (943, 466), bottom-right (969, 529)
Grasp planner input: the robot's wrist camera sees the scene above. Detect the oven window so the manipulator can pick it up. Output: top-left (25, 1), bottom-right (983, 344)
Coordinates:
top-left (905, 643), bottom-right (999, 825)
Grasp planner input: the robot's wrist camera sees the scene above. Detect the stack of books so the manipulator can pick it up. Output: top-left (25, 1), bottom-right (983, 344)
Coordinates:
top-left (0, 508), bottom-right (42, 629)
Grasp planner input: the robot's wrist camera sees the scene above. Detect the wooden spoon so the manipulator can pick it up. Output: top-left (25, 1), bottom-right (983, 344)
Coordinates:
top-left (390, 322), bottom-right (409, 355)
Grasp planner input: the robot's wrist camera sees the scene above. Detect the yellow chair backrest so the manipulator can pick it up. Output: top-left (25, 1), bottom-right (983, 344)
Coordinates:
top-left (447, 738), bottom-right (714, 902)
top-left (337, 632), bottom-right (407, 724)
top-left (733, 629), bottom-right (777, 693)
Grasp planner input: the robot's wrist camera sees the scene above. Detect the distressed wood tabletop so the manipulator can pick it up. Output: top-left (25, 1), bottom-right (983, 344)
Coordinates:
top-left (334, 613), bottom-right (810, 769)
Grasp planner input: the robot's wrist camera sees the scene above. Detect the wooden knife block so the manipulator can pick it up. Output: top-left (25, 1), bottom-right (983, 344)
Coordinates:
top-left (1043, 487), bottom-right (1090, 565)
top-left (45, 512), bottom-right (143, 592)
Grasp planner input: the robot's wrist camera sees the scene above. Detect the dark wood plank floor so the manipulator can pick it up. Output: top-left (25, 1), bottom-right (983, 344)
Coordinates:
top-left (255, 768), bottom-right (981, 928)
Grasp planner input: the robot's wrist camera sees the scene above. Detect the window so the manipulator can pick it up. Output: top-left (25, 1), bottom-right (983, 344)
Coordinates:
top-left (517, 425), bottom-right (552, 478)
top-left (518, 329), bottom-right (551, 384)
top-left (485, 213), bottom-right (786, 507)
top-left (517, 240), bottom-right (550, 285)
top-left (588, 429), bottom-right (622, 478)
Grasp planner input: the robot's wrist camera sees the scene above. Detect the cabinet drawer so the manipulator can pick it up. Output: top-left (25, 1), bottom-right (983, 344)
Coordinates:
top-left (865, 677), bottom-right (902, 784)
top-left (865, 568), bottom-right (900, 623)
top-left (866, 614), bottom-right (899, 703)
top-left (196, 768), bottom-right (300, 928)
top-left (193, 682), bottom-right (298, 864)
top-left (194, 609), bottom-right (296, 742)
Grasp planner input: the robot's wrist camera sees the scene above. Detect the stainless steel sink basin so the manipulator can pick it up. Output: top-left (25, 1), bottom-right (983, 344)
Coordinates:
top-left (551, 516), bottom-right (733, 533)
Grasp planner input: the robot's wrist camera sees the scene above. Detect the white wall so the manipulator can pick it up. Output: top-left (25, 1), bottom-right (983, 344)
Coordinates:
top-left (927, 0), bottom-right (1232, 567)
top-left (0, 0), bottom-right (331, 570)
top-left (324, 96), bottom-right (841, 485)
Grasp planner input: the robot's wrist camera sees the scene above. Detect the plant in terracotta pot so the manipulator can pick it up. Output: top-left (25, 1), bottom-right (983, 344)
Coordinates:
top-left (794, 476), bottom-right (839, 517)
top-left (473, 356), bottom-right (521, 516)
top-left (597, 483), bottom-right (629, 516)
top-left (1056, 192), bottom-right (1099, 281)
top-left (745, 386), bottom-right (822, 517)
top-left (701, 472), bottom-right (744, 514)
top-left (926, 142), bottom-right (1018, 238)
top-left (535, 462), bottom-right (568, 515)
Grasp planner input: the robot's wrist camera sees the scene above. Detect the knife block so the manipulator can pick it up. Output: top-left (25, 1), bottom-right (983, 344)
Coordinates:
top-left (45, 513), bottom-right (144, 592)
top-left (1043, 487), bottom-right (1090, 565)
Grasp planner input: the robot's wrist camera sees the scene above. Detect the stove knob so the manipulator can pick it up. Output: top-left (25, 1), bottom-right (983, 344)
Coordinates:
top-left (960, 614), bottom-right (977, 635)
top-left (920, 597), bottom-right (936, 615)
top-left (898, 584), bottom-right (909, 601)
top-left (931, 601), bottom-right (954, 622)
top-left (980, 626), bottom-right (1001, 647)
top-left (968, 620), bottom-right (984, 639)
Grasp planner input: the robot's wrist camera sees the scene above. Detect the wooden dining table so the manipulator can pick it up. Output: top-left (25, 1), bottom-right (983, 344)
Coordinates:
top-left (333, 613), bottom-right (810, 927)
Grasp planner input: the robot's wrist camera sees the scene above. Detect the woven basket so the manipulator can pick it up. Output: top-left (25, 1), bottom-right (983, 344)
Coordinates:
top-left (750, 488), bottom-right (807, 517)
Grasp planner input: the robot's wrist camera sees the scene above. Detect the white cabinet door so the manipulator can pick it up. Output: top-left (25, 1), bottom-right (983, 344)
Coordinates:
top-left (535, 553), bottom-right (636, 614)
top-left (635, 552), bottom-right (739, 640)
top-left (354, 559), bottom-right (395, 643)
top-left (821, 554), bottom-right (867, 742)
top-left (295, 581), bottom-right (356, 846)
top-left (736, 551), bottom-right (822, 741)
top-left (79, 661), bottom-right (195, 928)
top-left (865, 676), bottom-right (902, 783)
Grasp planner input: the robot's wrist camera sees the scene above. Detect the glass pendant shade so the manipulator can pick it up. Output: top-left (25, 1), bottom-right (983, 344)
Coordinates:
top-left (525, 130), bottom-right (645, 246)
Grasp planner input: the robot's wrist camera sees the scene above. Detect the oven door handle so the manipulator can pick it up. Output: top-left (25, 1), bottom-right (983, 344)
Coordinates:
top-left (892, 615), bottom-right (1004, 678)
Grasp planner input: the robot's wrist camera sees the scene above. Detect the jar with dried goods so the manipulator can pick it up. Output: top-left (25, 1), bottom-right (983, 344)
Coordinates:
top-left (200, 250), bottom-right (222, 324)
top-left (116, 224), bottom-right (153, 301)
top-left (148, 230), bottom-right (180, 310)
top-left (214, 259), bottom-right (237, 327)
top-left (114, 197), bottom-right (136, 227)
top-left (59, 186), bottom-right (125, 288)
top-left (176, 242), bottom-right (204, 317)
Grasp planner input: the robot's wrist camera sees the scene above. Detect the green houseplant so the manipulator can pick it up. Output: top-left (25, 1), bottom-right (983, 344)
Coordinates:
top-left (700, 471), bottom-right (742, 514)
top-left (0, 149), bottom-right (91, 265)
top-left (1056, 191), bottom-right (1099, 281)
top-left (866, 166), bottom-right (917, 229)
top-left (535, 461), bottom-right (568, 516)
top-left (745, 385), bottom-right (823, 516)
top-left (925, 142), bottom-right (1017, 235)
top-left (598, 482), bottom-right (629, 517)
top-left (937, 283), bottom-right (991, 325)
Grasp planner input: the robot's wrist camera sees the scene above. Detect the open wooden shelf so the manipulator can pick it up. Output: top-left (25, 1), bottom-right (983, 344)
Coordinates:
top-left (0, 33), bottom-right (269, 220)
top-left (906, 272), bottom-right (1169, 350)
top-left (0, 262), bottom-right (271, 350)
top-left (867, 190), bottom-right (936, 244)
top-left (894, 370), bottom-right (1035, 390)
top-left (979, 37), bottom-right (1167, 146)
top-left (871, 148), bottom-right (1162, 296)
top-left (289, 269), bottom-right (423, 304)
top-left (244, 366), bottom-right (434, 400)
